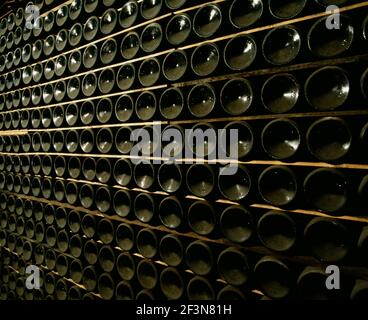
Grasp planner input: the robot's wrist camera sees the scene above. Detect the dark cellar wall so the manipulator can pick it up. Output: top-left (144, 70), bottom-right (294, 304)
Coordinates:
top-left (0, 0), bottom-right (367, 301)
